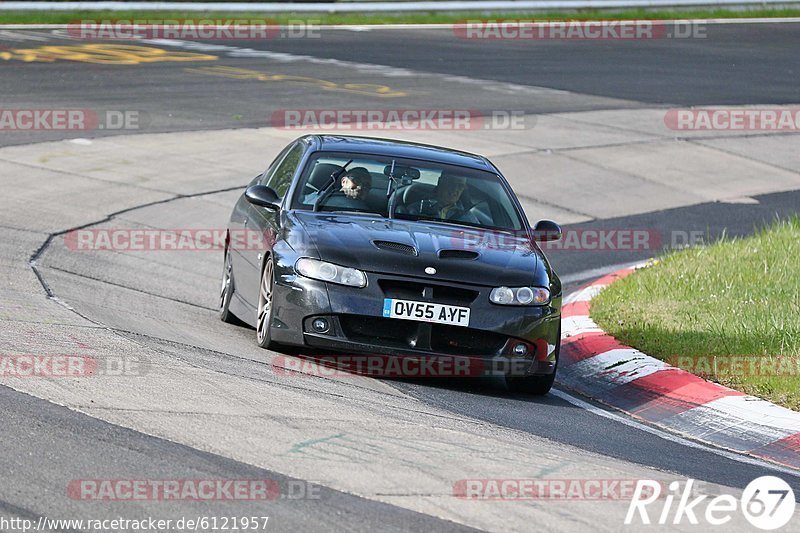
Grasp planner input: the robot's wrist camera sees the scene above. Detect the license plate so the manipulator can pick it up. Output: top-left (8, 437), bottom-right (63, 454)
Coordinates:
top-left (382, 298), bottom-right (470, 327)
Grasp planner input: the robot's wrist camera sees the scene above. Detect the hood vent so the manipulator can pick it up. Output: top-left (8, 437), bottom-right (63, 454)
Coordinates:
top-left (373, 240), bottom-right (418, 256)
top-left (438, 249), bottom-right (480, 260)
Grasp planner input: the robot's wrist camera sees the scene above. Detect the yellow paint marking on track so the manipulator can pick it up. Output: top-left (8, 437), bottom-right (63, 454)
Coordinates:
top-left (185, 65), bottom-right (410, 98)
top-left (0, 44), bottom-right (217, 64)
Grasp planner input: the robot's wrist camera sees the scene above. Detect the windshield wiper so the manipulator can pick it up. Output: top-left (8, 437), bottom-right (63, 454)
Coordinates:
top-left (313, 160), bottom-right (353, 212)
top-left (386, 159), bottom-right (399, 218)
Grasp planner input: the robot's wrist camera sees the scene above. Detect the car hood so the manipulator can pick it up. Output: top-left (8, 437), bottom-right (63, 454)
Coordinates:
top-left (291, 211), bottom-right (547, 287)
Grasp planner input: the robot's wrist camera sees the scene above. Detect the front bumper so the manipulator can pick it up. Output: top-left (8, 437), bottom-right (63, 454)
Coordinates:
top-left (268, 267), bottom-right (561, 377)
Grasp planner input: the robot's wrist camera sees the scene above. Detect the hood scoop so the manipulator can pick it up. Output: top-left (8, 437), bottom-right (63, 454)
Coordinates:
top-left (438, 249), bottom-right (480, 260)
top-left (373, 240), bottom-right (418, 256)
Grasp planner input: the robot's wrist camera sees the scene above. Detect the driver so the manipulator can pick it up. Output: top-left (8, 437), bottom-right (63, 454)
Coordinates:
top-left (405, 172), bottom-right (479, 223)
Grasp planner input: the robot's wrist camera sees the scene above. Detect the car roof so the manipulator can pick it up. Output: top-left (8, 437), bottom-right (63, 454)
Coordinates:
top-left (304, 135), bottom-right (494, 172)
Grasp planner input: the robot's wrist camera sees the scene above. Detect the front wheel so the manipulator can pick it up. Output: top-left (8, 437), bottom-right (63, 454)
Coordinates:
top-left (505, 331), bottom-right (560, 395)
top-left (505, 371), bottom-right (556, 395)
top-left (256, 259), bottom-right (276, 349)
top-left (219, 247), bottom-right (237, 324)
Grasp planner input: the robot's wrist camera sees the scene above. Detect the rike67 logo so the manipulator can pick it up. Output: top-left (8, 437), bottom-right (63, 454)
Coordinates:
top-left (626, 477), bottom-right (796, 530)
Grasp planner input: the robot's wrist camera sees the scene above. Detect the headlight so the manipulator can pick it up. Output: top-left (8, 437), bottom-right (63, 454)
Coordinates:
top-left (489, 286), bottom-right (549, 306)
top-left (295, 258), bottom-right (367, 288)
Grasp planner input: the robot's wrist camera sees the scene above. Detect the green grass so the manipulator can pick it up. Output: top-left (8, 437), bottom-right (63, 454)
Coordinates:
top-left (1, 8), bottom-right (799, 25)
top-left (591, 218), bottom-right (800, 411)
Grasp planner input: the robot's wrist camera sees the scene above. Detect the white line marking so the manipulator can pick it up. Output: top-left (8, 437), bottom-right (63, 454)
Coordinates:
top-left (663, 405), bottom-right (796, 450)
top-left (317, 19), bottom-right (800, 29)
top-left (567, 347), bottom-right (667, 386)
top-left (675, 395), bottom-right (800, 436)
top-left (561, 314), bottom-right (603, 336)
top-left (131, 36), bottom-right (578, 97)
top-left (550, 388), bottom-right (800, 477)
top-left (0, 29), bottom-right (51, 41)
top-left (563, 283), bottom-right (607, 304)
top-left (4, 19), bottom-right (800, 31)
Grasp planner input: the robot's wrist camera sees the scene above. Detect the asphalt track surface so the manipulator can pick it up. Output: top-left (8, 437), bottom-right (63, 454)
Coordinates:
top-left (200, 23), bottom-right (800, 105)
top-left (1, 24), bottom-right (800, 531)
top-left (1, 22), bottom-right (799, 147)
top-left (0, 386), bottom-right (478, 532)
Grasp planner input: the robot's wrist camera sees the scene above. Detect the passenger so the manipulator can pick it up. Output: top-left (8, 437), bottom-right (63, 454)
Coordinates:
top-left (308, 167), bottom-right (372, 209)
top-left (338, 167), bottom-right (372, 202)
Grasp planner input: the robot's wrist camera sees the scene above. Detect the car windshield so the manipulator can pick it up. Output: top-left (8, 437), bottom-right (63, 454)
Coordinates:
top-left (291, 152), bottom-right (524, 231)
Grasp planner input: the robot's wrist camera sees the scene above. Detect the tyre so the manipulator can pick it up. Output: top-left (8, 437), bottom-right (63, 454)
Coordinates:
top-left (505, 370), bottom-right (556, 395)
top-left (219, 247), bottom-right (237, 324)
top-left (505, 330), bottom-right (560, 395)
top-left (256, 259), bottom-right (276, 349)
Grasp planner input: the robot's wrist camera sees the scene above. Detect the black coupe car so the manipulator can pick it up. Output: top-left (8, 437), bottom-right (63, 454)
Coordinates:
top-left (219, 135), bottom-right (562, 394)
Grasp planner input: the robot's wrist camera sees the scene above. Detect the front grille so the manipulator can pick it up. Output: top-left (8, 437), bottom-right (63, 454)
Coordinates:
top-left (379, 279), bottom-right (425, 300)
top-left (378, 280), bottom-right (478, 306)
top-left (431, 285), bottom-right (479, 306)
top-left (438, 249), bottom-right (480, 260)
top-left (373, 240), bottom-right (417, 256)
top-left (338, 315), bottom-right (507, 357)
top-left (339, 315), bottom-right (417, 348)
top-left (431, 324), bottom-right (506, 356)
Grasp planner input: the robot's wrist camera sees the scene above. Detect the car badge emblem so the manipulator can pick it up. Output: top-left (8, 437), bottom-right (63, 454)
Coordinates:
top-left (425, 267), bottom-right (436, 275)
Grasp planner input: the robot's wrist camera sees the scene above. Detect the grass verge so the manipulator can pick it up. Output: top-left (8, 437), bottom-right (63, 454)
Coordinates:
top-left (0, 8), bottom-right (799, 25)
top-left (591, 217), bottom-right (800, 411)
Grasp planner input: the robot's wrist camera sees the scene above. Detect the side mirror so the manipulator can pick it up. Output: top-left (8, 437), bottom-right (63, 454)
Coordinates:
top-left (245, 185), bottom-right (281, 210)
top-left (532, 219), bottom-right (562, 242)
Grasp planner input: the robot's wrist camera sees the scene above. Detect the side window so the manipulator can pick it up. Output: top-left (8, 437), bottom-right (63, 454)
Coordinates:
top-left (267, 142), bottom-right (304, 198)
top-left (259, 143), bottom-right (292, 185)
